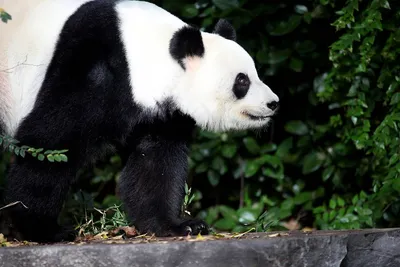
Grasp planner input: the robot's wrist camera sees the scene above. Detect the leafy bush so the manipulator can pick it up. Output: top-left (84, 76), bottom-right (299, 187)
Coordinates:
top-left (168, 0), bottom-right (400, 232)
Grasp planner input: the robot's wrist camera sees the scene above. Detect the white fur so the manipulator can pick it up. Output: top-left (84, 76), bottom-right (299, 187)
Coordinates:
top-left (173, 34), bottom-right (279, 131)
top-left (116, 1), bottom-right (186, 110)
top-left (0, 0), bottom-right (92, 135)
top-left (117, 1), bottom-right (279, 132)
top-left (0, 0), bottom-right (279, 136)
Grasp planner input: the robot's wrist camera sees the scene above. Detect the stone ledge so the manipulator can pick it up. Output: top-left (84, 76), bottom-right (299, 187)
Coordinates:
top-left (1, 228), bottom-right (400, 267)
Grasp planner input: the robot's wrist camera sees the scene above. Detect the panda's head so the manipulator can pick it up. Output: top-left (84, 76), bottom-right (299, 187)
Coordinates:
top-left (169, 19), bottom-right (279, 132)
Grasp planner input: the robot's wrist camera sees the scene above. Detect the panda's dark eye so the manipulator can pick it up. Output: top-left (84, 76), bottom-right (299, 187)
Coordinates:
top-left (233, 73), bottom-right (250, 99)
top-left (237, 73), bottom-right (247, 84)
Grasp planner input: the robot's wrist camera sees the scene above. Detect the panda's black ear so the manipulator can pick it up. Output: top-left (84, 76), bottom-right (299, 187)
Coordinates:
top-left (169, 26), bottom-right (205, 69)
top-left (213, 19), bottom-right (236, 42)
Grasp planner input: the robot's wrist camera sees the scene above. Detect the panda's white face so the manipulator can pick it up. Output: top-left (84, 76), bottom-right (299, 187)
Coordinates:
top-left (173, 32), bottom-right (279, 132)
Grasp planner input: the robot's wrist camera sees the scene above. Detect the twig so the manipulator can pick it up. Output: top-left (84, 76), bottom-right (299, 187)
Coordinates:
top-left (0, 201), bottom-right (28, 211)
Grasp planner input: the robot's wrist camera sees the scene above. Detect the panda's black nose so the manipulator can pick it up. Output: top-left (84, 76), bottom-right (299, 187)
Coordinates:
top-left (267, 101), bottom-right (279, 111)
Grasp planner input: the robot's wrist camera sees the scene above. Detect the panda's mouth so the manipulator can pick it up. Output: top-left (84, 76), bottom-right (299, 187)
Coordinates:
top-left (243, 112), bottom-right (272, 121)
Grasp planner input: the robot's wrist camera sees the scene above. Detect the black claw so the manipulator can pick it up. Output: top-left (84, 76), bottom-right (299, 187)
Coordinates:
top-left (177, 219), bottom-right (209, 236)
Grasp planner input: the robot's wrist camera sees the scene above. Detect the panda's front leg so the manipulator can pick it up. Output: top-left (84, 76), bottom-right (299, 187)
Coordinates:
top-left (118, 133), bottom-right (209, 237)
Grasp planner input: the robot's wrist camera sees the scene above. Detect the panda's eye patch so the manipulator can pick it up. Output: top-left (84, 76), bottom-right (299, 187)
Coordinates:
top-left (236, 73), bottom-right (249, 85)
top-left (233, 73), bottom-right (250, 99)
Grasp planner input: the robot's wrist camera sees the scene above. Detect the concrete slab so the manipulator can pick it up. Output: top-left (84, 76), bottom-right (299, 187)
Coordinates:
top-left (0, 228), bottom-right (400, 267)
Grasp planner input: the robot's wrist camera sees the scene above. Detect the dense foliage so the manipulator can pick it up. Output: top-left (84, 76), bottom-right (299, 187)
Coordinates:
top-left (1, 0), bottom-right (399, 235)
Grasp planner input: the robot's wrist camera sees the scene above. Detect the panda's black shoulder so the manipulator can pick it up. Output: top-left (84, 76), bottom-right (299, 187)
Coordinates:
top-left (49, 0), bottom-right (127, 81)
top-left (63, 0), bottom-right (120, 34)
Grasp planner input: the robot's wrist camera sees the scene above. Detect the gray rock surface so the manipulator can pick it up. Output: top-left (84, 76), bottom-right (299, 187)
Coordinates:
top-left (1, 228), bottom-right (400, 267)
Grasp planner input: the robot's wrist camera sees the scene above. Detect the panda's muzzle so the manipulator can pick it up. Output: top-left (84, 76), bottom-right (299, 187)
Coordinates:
top-left (242, 112), bottom-right (273, 121)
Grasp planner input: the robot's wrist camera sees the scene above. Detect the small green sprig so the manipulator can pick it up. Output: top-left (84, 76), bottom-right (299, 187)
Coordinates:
top-left (0, 134), bottom-right (69, 163)
top-left (0, 8), bottom-right (12, 23)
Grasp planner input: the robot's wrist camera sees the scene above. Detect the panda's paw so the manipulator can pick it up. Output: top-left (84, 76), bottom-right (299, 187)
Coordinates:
top-left (175, 219), bottom-right (209, 236)
top-left (34, 226), bottom-right (77, 243)
top-left (53, 227), bottom-right (77, 242)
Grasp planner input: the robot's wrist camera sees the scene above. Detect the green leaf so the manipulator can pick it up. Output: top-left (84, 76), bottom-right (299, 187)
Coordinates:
top-left (293, 192), bottom-right (312, 205)
top-left (47, 154), bottom-right (55, 162)
top-left (218, 205), bottom-right (238, 221)
top-left (184, 183), bottom-right (189, 194)
top-left (389, 154), bottom-right (399, 166)
top-left (213, 218), bottom-right (236, 230)
top-left (38, 154), bottom-right (45, 161)
top-left (182, 5), bottom-right (199, 18)
top-left (285, 120), bottom-right (309, 135)
top-left (263, 167), bottom-right (284, 179)
top-left (329, 210), bottom-right (337, 221)
top-left (243, 137), bottom-right (260, 154)
top-left (359, 208), bottom-right (372, 216)
top-left (261, 143), bottom-right (277, 153)
top-left (337, 197), bottom-right (345, 207)
top-left (195, 163), bottom-right (208, 174)
top-left (382, 0), bottom-right (390, 9)
top-left (221, 144), bottom-right (237, 158)
top-left (280, 198), bottom-right (294, 211)
top-left (212, 0), bottom-right (239, 10)
top-left (0, 10), bottom-right (12, 23)
top-left (244, 160), bottom-right (261, 177)
top-left (207, 170), bottom-right (220, 187)
top-left (212, 156), bottom-right (227, 175)
top-left (204, 207), bottom-right (219, 225)
top-left (54, 154), bottom-right (62, 162)
top-left (329, 199), bottom-right (337, 209)
top-left (237, 208), bottom-right (258, 224)
top-left (266, 49), bottom-right (291, 64)
top-left (352, 194), bottom-right (359, 205)
top-left (322, 211), bottom-right (329, 222)
top-left (289, 57), bottom-right (304, 72)
top-left (260, 154), bottom-right (281, 168)
top-left (267, 15), bottom-right (302, 36)
top-left (276, 137), bottom-right (293, 158)
top-left (322, 166), bottom-right (335, 181)
top-left (302, 152), bottom-right (325, 174)
top-left (44, 150), bottom-right (54, 155)
top-left (390, 92), bottom-right (400, 105)
top-left (360, 191), bottom-right (367, 200)
top-left (14, 147), bottom-right (20, 156)
top-left (314, 206), bottom-right (325, 214)
top-left (294, 5), bottom-right (308, 14)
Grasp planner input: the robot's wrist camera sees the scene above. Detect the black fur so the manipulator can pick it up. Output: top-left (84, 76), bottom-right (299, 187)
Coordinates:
top-left (233, 73), bottom-right (251, 99)
top-left (3, 0), bottom-right (208, 243)
top-left (213, 19), bottom-right (237, 42)
top-left (169, 26), bottom-right (205, 70)
top-left (0, 120), bottom-right (4, 135)
top-left (118, 112), bottom-right (207, 236)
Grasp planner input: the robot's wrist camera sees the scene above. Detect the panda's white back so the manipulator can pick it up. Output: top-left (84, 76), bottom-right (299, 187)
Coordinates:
top-left (0, 0), bottom-right (186, 136)
top-left (0, 0), bottom-right (89, 135)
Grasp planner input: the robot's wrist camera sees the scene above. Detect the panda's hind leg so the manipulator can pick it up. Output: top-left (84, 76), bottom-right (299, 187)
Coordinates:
top-left (3, 155), bottom-right (77, 243)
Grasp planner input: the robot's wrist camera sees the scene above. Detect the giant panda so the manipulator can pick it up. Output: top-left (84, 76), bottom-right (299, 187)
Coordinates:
top-left (0, 0), bottom-right (279, 243)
